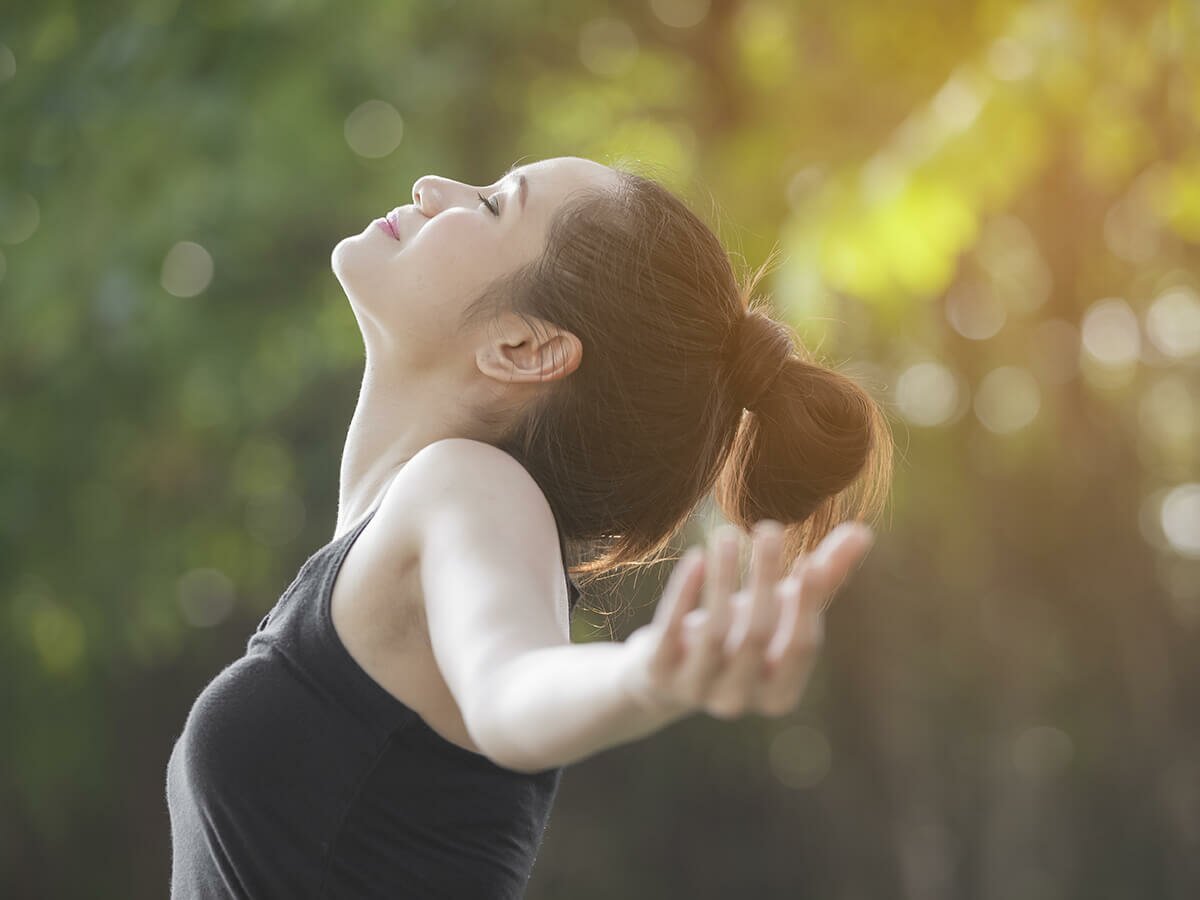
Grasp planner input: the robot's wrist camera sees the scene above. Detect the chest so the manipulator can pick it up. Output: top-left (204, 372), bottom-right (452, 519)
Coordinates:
top-left (327, 517), bottom-right (484, 755)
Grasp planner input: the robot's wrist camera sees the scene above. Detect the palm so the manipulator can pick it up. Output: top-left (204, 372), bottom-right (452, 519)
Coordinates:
top-left (622, 520), bottom-right (875, 720)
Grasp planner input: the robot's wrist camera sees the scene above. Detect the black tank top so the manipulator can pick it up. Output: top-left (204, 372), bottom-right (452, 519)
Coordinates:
top-left (165, 501), bottom-right (581, 899)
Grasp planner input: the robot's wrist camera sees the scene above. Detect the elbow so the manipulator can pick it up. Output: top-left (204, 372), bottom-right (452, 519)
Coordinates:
top-left (463, 692), bottom-right (552, 775)
top-left (469, 717), bottom-right (551, 774)
top-left (485, 748), bottom-right (554, 775)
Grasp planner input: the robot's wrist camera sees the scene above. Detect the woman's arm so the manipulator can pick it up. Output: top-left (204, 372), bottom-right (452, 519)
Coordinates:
top-left (397, 437), bottom-right (873, 774)
top-left (476, 641), bottom-right (693, 773)
top-left (482, 519), bottom-right (875, 773)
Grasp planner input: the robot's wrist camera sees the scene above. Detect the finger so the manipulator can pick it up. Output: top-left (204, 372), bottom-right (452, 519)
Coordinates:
top-left (702, 525), bottom-right (740, 633)
top-left (785, 523), bottom-right (873, 616)
top-left (765, 525), bottom-right (872, 682)
top-left (676, 527), bottom-right (740, 699)
top-left (755, 525), bottom-right (874, 714)
top-left (762, 575), bottom-right (802, 676)
top-left (707, 521), bottom-right (784, 718)
top-left (655, 546), bottom-right (704, 629)
top-left (758, 577), bottom-right (821, 711)
top-left (740, 519), bottom-right (784, 644)
top-left (652, 547), bottom-right (706, 668)
top-left (776, 530), bottom-right (815, 606)
top-left (787, 546), bottom-right (810, 581)
top-left (697, 526), bottom-right (740, 663)
top-left (807, 523), bottom-right (874, 614)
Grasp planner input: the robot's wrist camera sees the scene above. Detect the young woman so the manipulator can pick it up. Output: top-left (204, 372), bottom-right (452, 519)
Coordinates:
top-left (166, 155), bottom-right (892, 898)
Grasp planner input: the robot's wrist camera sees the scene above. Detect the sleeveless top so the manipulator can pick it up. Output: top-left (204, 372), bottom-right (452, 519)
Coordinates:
top-left (165, 501), bottom-right (581, 899)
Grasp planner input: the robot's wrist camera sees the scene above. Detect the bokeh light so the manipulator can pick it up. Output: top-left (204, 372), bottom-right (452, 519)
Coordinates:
top-left (0, 190), bottom-right (40, 244)
top-left (176, 568), bottom-right (236, 629)
top-left (161, 241), bottom-right (214, 298)
top-left (973, 214), bottom-right (1052, 316)
top-left (30, 603), bottom-right (86, 676)
top-left (974, 366), bottom-right (1041, 434)
top-left (895, 361), bottom-right (962, 427)
top-left (768, 723), bottom-right (832, 789)
top-left (1011, 724), bottom-right (1074, 778)
top-left (0, 43), bottom-right (15, 82)
top-left (931, 69), bottom-right (988, 134)
top-left (1080, 297), bottom-right (1140, 369)
top-left (1160, 483), bottom-right (1200, 559)
top-left (649, 0), bottom-right (710, 30)
top-left (944, 279), bottom-right (1007, 341)
top-left (1104, 169), bottom-right (1165, 265)
top-left (987, 36), bottom-right (1035, 81)
top-left (578, 18), bottom-right (638, 77)
top-left (343, 99), bottom-right (405, 159)
top-left (1144, 286), bottom-right (1200, 360)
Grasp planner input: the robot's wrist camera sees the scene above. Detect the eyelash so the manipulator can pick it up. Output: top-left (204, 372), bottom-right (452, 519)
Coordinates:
top-left (477, 191), bottom-right (500, 216)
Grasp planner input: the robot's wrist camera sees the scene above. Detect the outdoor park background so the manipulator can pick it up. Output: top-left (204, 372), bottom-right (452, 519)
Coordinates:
top-left (3, 0), bottom-right (1199, 897)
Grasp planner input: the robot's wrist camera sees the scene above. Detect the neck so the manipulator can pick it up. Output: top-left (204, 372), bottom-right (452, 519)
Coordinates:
top-left (336, 350), bottom-right (486, 535)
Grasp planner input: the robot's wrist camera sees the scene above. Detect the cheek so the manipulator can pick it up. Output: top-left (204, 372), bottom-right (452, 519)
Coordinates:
top-left (397, 221), bottom-right (496, 300)
top-left (375, 251), bottom-right (483, 339)
top-left (336, 214), bottom-right (498, 335)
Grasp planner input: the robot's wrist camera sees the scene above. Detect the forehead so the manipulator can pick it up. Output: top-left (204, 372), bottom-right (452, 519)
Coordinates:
top-left (506, 156), bottom-right (618, 196)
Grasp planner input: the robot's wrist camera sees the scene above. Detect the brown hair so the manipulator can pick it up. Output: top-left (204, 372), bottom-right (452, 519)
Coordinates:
top-left (461, 165), bottom-right (894, 613)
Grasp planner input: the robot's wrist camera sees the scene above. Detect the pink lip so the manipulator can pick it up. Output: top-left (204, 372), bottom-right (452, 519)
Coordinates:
top-left (373, 217), bottom-right (399, 240)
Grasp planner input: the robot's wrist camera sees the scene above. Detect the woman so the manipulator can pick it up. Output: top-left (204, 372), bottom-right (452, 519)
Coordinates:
top-left (166, 155), bottom-right (892, 898)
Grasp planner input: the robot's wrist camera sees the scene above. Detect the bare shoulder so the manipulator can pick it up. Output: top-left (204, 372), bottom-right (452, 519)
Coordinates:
top-left (374, 437), bottom-right (570, 634)
top-left (374, 437), bottom-right (562, 562)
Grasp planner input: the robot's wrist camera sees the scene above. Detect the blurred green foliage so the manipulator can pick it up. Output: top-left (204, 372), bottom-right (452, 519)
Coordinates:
top-left (2, 0), bottom-right (1199, 897)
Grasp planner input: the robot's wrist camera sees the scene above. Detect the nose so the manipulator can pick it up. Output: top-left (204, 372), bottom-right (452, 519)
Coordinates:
top-left (412, 175), bottom-right (476, 216)
top-left (411, 175), bottom-right (433, 212)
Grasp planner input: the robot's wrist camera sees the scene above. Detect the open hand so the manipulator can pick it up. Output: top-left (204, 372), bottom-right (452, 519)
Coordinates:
top-left (621, 519), bottom-right (875, 720)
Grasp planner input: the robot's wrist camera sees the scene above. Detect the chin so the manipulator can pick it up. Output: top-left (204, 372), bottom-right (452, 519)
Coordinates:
top-left (330, 227), bottom-right (374, 286)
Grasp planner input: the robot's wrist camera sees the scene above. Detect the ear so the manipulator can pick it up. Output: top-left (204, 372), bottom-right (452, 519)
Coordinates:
top-left (476, 313), bottom-right (583, 386)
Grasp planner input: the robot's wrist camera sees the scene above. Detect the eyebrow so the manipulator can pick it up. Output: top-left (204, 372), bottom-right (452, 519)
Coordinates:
top-left (517, 173), bottom-right (528, 214)
top-left (503, 160), bottom-right (529, 216)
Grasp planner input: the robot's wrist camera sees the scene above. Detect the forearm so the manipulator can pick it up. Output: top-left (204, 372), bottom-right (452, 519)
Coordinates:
top-left (471, 641), bottom-right (693, 773)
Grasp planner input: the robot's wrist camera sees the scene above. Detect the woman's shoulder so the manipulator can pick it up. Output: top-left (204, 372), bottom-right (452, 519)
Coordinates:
top-left (375, 437), bottom-right (576, 627)
top-left (396, 438), bottom-right (548, 507)
top-left (374, 438), bottom-right (561, 559)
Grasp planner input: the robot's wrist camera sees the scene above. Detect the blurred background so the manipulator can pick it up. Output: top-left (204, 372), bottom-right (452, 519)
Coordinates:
top-left (2, 0), bottom-right (1199, 897)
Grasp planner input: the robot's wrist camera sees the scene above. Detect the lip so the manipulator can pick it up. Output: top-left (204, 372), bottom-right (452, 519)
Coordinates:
top-left (371, 206), bottom-right (405, 240)
top-left (372, 213), bottom-right (399, 240)
top-left (386, 207), bottom-right (408, 241)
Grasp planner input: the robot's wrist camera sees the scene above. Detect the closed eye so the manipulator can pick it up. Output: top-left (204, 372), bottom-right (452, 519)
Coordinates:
top-left (477, 192), bottom-right (500, 216)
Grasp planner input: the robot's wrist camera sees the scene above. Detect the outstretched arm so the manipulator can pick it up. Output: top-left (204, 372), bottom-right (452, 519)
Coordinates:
top-left (401, 436), bottom-right (874, 774)
top-left (476, 641), bottom-right (694, 773)
top-left (482, 520), bottom-right (875, 773)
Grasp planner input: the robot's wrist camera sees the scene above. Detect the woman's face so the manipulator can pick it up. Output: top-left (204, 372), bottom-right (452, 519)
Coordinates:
top-left (331, 155), bottom-right (619, 366)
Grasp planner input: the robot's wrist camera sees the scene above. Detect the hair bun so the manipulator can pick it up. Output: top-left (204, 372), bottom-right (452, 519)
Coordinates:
top-left (724, 310), bottom-right (793, 412)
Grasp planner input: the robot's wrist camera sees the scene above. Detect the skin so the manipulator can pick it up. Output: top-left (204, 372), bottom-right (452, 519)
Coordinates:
top-left (329, 155), bottom-right (622, 535)
top-left (621, 520), bottom-right (876, 719)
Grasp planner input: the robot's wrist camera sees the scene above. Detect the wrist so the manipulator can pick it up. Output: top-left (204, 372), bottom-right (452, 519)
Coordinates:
top-left (616, 638), bottom-right (696, 721)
